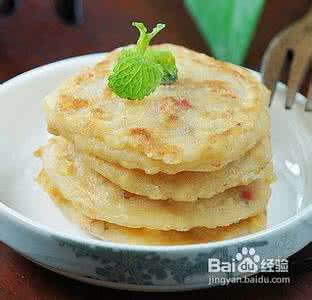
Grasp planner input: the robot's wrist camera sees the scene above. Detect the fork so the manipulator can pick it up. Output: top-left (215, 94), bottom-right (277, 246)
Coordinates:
top-left (261, 6), bottom-right (312, 111)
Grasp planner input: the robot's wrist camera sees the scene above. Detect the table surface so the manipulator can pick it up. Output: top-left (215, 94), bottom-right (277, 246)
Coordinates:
top-left (0, 0), bottom-right (311, 299)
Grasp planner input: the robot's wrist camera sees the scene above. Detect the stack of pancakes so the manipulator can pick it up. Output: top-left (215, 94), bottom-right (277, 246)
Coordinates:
top-left (37, 44), bottom-right (274, 246)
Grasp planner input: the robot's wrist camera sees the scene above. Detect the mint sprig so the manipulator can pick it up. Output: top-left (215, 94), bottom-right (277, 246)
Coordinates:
top-left (108, 22), bottom-right (178, 100)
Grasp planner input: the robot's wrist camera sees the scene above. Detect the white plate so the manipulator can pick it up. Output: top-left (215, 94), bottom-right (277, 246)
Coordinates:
top-left (0, 54), bottom-right (311, 292)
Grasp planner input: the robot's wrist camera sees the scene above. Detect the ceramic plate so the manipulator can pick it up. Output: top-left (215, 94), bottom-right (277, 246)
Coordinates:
top-left (0, 54), bottom-right (311, 292)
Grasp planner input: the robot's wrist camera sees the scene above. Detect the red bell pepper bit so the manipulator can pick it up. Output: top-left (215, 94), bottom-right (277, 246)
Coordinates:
top-left (176, 99), bottom-right (192, 110)
top-left (241, 189), bottom-right (253, 201)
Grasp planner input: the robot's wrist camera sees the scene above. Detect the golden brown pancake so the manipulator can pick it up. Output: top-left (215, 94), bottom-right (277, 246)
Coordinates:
top-left (37, 137), bottom-right (272, 231)
top-left (44, 44), bottom-right (270, 174)
top-left (38, 169), bottom-right (267, 246)
top-left (79, 137), bottom-right (273, 201)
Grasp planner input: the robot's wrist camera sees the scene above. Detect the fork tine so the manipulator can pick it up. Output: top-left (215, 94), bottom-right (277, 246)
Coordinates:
top-left (285, 51), bottom-right (310, 109)
top-left (305, 79), bottom-right (312, 111)
top-left (261, 40), bottom-right (287, 106)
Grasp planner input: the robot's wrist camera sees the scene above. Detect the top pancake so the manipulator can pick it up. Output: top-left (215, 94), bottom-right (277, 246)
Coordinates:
top-left (45, 44), bottom-right (270, 174)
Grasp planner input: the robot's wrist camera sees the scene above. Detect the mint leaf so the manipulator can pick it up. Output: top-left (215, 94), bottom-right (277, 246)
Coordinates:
top-left (108, 22), bottom-right (178, 100)
top-left (108, 53), bottom-right (163, 100)
top-left (147, 50), bottom-right (177, 84)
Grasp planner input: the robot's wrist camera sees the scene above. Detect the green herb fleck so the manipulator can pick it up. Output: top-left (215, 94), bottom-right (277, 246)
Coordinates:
top-left (108, 22), bottom-right (178, 100)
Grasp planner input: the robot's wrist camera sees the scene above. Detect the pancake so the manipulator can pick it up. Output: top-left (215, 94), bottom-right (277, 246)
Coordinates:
top-left (86, 212), bottom-right (267, 246)
top-left (37, 170), bottom-right (267, 245)
top-left (37, 137), bottom-right (272, 231)
top-left (79, 136), bottom-right (273, 201)
top-left (45, 44), bottom-right (270, 174)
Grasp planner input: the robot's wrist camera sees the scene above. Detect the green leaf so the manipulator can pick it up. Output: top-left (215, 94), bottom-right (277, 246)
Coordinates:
top-left (108, 22), bottom-right (178, 100)
top-left (147, 50), bottom-right (177, 83)
top-left (184, 0), bottom-right (265, 65)
top-left (108, 53), bottom-right (163, 100)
